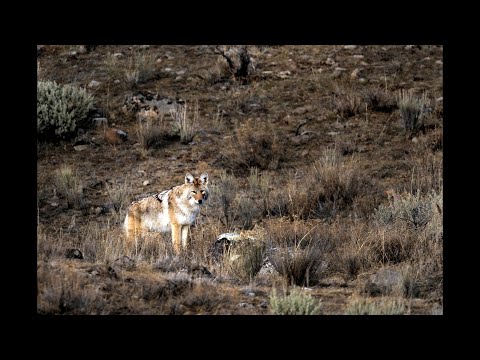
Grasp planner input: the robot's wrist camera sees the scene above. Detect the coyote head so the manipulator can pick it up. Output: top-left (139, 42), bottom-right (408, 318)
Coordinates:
top-left (184, 172), bottom-right (209, 205)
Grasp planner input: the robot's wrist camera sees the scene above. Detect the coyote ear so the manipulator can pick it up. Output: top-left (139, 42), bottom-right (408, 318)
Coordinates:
top-left (185, 173), bottom-right (194, 184)
top-left (199, 172), bottom-right (209, 185)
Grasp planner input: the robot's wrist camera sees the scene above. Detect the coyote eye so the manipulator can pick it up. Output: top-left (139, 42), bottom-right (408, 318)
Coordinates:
top-left (192, 190), bottom-right (197, 194)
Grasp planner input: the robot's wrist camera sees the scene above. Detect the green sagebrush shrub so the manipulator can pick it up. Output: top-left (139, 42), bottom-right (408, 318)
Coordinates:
top-left (37, 81), bottom-right (94, 140)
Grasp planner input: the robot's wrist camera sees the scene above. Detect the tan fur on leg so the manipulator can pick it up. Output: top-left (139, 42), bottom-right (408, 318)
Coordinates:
top-left (171, 223), bottom-right (182, 254)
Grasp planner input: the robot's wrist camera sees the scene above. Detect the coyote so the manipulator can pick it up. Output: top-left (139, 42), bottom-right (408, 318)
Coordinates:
top-left (124, 173), bottom-right (209, 253)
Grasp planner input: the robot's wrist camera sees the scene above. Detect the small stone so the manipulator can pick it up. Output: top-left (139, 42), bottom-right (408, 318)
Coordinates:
top-left (74, 144), bottom-right (89, 151)
top-left (353, 54), bottom-right (364, 59)
top-left (114, 79), bottom-right (120, 84)
top-left (411, 137), bottom-right (418, 143)
top-left (292, 105), bottom-right (313, 115)
top-left (248, 292), bottom-right (255, 297)
top-left (143, 180), bottom-right (150, 186)
top-left (334, 67), bottom-right (347, 72)
top-left (262, 71), bottom-right (273, 75)
top-left (325, 57), bottom-right (336, 65)
top-left (50, 202), bottom-right (59, 207)
top-left (358, 78), bottom-right (367, 83)
top-left (436, 96), bottom-right (443, 102)
top-left (435, 60), bottom-right (443, 65)
top-left (65, 249), bottom-right (84, 259)
top-left (277, 71), bottom-right (291, 78)
top-left (113, 52), bottom-right (124, 58)
top-left (351, 68), bottom-right (362, 79)
top-left (327, 131), bottom-right (340, 136)
top-left (176, 70), bottom-right (186, 75)
top-left (163, 67), bottom-right (172, 72)
top-left (344, 45), bottom-right (357, 50)
top-left (88, 80), bottom-right (101, 88)
top-left (95, 206), bottom-right (103, 215)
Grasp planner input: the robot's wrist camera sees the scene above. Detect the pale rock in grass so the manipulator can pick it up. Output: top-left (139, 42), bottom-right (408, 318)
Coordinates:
top-left (88, 80), bottom-right (101, 88)
top-left (344, 45), bottom-right (357, 50)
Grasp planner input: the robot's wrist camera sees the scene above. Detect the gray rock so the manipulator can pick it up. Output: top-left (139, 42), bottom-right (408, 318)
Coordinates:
top-left (73, 144), bottom-right (89, 151)
top-left (92, 117), bottom-right (108, 127)
top-left (364, 268), bottom-right (403, 296)
top-left (344, 45), bottom-right (357, 50)
top-left (353, 54), bottom-right (364, 59)
top-left (292, 105), bottom-right (314, 115)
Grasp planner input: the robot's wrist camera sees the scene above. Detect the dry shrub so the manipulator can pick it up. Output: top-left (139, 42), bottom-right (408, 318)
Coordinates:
top-left (286, 147), bottom-right (369, 219)
top-left (407, 148), bottom-right (443, 194)
top-left (264, 219), bottom-right (332, 286)
top-left (235, 195), bottom-right (258, 230)
top-left (397, 89), bottom-right (430, 138)
top-left (223, 238), bottom-right (266, 282)
top-left (37, 262), bottom-right (106, 314)
top-left (170, 101), bottom-right (198, 144)
top-left (124, 51), bottom-right (156, 85)
top-left (219, 119), bottom-right (284, 176)
top-left (210, 170), bottom-right (238, 228)
top-left (363, 88), bottom-right (396, 112)
top-left (105, 179), bottom-right (132, 219)
top-left (136, 109), bottom-right (168, 152)
top-left (335, 93), bottom-right (363, 118)
top-left (53, 165), bottom-right (86, 210)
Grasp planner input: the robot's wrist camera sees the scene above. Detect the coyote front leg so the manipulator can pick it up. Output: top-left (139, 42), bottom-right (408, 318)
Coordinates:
top-left (171, 223), bottom-right (182, 254)
top-left (181, 225), bottom-right (190, 249)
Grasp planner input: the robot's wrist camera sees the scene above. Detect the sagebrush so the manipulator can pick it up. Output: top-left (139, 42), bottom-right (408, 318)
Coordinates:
top-left (37, 80), bottom-right (94, 140)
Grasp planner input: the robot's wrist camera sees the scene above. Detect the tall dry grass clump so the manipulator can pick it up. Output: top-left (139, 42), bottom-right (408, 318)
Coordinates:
top-left (53, 165), bottom-right (86, 210)
top-left (219, 119), bottom-right (284, 176)
top-left (397, 89), bottom-right (429, 138)
top-left (265, 219), bottom-right (333, 286)
top-left (223, 238), bottom-right (266, 282)
top-left (170, 101), bottom-right (198, 144)
top-left (285, 147), bottom-right (368, 219)
top-left (136, 109), bottom-right (168, 154)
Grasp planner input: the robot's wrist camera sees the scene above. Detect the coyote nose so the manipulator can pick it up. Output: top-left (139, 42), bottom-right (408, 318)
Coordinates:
top-left (198, 199), bottom-right (203, 204)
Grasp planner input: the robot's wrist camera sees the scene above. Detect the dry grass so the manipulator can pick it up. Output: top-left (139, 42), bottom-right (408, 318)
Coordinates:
top-left (265, 219), bottom-right (332, 286)
top-left (223, 238), bottom-right (266, 282)
top-left (284, 147), bottom-right (369, 219)
top-left (136, 109), bottom-right (168, 154)
top-left (53, 165), bottom-right (86, 210)
top-left (219, 119), bottom-right (284, 176)
top-left (105, 179), bottom-right (132, 216)
top-left (397, 89), bottom-right (430, 138)
top-left (170, 101), bottom-right (198, 144)
top-left (345, 296), bottom-right (406, 315)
